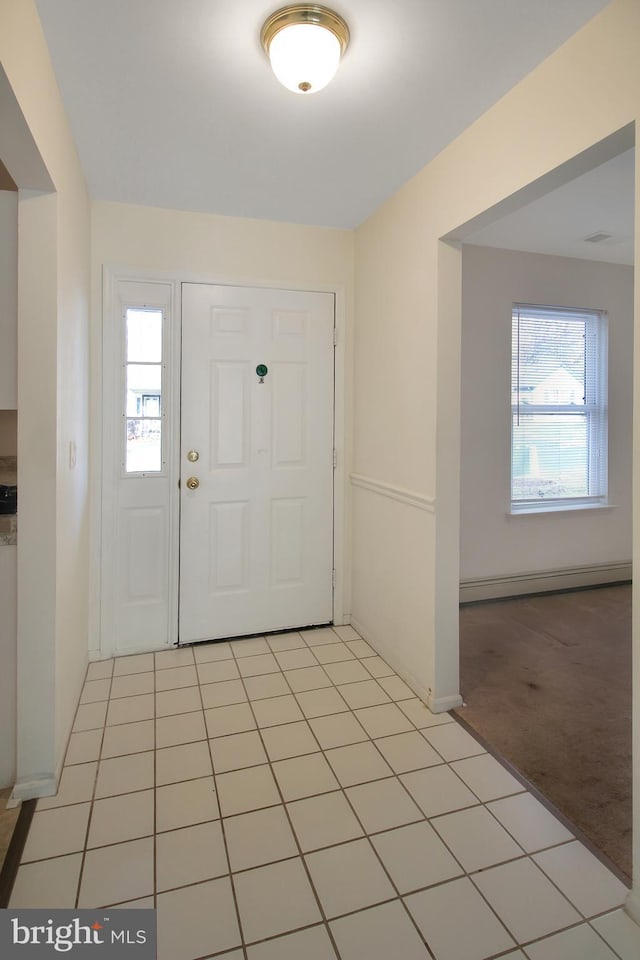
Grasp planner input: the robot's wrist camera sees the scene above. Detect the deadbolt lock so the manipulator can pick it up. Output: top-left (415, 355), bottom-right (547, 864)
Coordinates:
top-left (186, 476), bottom-right (200, 490)
top-left (187, 450), bottom-right (199, 463)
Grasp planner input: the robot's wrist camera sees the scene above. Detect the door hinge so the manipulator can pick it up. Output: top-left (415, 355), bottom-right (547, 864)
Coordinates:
top-left (333, 327), bottom-right (337, 346)
top-left (333, 449), bottom-right (337, 469)
top-left (332, 569), bottom-right (337, 590)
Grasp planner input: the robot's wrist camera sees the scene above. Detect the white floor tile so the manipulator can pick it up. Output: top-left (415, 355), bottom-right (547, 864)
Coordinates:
top-left (398, 699), bottom-right (454, 728)
top-left (22, 804), bottom-right (91, 862)
top-left (196, 659), bottom-right (240, 684)
top-left (94, 751), bottom-right (154, 798)
top-left (325, 741), bottom-right (393, 787)
top-left (204, 702), bottom-right (256, 738)
top-left (193, 640), bottom-right (233, 662)
top-left (332, 625), bottom-right (361, 641)
top-left (524, 924), bottom-right (619, 959)
top-left (331, 899), bottom-right (433, 960)
top-left (377, 675), bottom-right (415, 700)
top-left (9, 854), bottom-right (83, 908)
top-left (231, 636), bottom-right (270, 657)
top-left (243, 672), bottom-right (290, 700)
top-left (101, 719), bottom-right (155, 758)
top-left (252, 694), bottom-right (304, 727)
top-left (155, 686), bottom-right (201, 717)
top-left (345, 639), bottom-right (376, 658)
top-left (78, 837), bottom-right (154, 907)
top-left (80, 678), bottom-right (112, 703)
top-left (309, 712), bottom-right (368, 749)
top-left (345, 777), bottom-right (424, 833)
top-left (200, 678), bottom-right (246, 708)
top-left (400, 765), bottom-right (479, 818)
top-left (224, 805), bottom-right (298, 871)
top-left (86, 659), bottom-right (114, 681)
top-left (592, 909), bottom-right (640, 960)
top-left (233, 857), bottom-right (322, 943)
top-left (216, 764), bottom-right (280, 817)
top-left (364, 656), bottom-right (395, 679)
top-left (87, 790), bottom-right (154, 847)
top-left (157, 877), bottom-right (240, 960)
top-left (296, 687), bottom-right (349, 719)
top-left (155, 665), bottom-right (198, 692)
top-left (65, 729), bottom-right (103, 765)
top-left (265, 631), bottom-right (306, 652)
top-left (338, 680), bottom-right (391, 709)
top-left (261, 721), bottom-right (320, 760)
top-left (156, 820), bottom-right (228, 891)
top-left (156, 776), bottom-right (219, 832)
top-left (450, 753), bottom-right (524, 802)
top-left (431, 806), bottom-right (523, 872)
top-left (106, 693), bottom-right (154, 726)
top-left (305, 838), bottom-right (395, 918)
top-left (422, 723), bottom-right (486, 761)
top-left (374, 731), bottom-right (443, 774)
top-left (287, 791), bottom-right (363, 852)
top-left (73, 701), bottom-right (107, 732)
top-left (487, 793), bottom-right (573, 853)
top-left (155, 711), bottom-right (207, 748)
top-left (156, 740), bottom-right (212, 786)
top-left (272, 752), bottom-right (339, 801)
top-left (472, 858), bottom-right (581, 943)
top-left (323, 660), bottom-right (371, 684)
top-left (371, 820), bottom-right (463, 893)
top-left (38, 762), bottom-right (97, 809)
top-left (209, 730), bottom-right (268, 773)
top-left (406, 876), bottom-right (516, 960)
top-left (354, 703), bottom-right (414, 738)
top-left (110, 671), bottom-right (154, 699)
top-left (302, 627), bottom-right (342, 646)
top-left (313, 643), bottom-right (356, 664)
top-left (237, 653), bottom-right (280, 677)
top-left (113, 653), bottom-right (155, 676)
top-left (155, 647), bottom-right (194, 669)
top-left (247, 924), bottom-right (337, 960)
top-left (275, 647), bottom-right (319, 670)
top-left (533, 842), bottom-right (628, 917)
top-left (285, 666), bottom-right (333, 692)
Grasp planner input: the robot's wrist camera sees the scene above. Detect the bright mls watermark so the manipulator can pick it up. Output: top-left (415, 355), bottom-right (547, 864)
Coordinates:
top-left (0, 910), bottom-right (156, 957)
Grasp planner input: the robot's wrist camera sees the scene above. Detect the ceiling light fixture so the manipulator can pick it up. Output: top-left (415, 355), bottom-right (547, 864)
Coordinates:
top-left (261, 4), bottom-right (349, 95)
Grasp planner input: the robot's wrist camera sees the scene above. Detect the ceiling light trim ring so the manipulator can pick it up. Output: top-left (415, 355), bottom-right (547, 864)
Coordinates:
top-left (260, 4), bottom-right (350, 57)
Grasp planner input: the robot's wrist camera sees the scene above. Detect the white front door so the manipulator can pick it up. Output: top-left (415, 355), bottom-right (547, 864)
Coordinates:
top-left (179, 283), bottom-right (335, 643)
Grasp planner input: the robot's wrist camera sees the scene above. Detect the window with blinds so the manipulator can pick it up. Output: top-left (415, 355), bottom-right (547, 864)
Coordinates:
top-left (511, 303), bottom-right (608, 511)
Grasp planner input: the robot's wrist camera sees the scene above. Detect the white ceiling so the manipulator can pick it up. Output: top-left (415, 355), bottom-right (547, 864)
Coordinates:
top-left (34, 0), bottom-right (611, 229)
top-left (466, 147), bottom-right (635, 265)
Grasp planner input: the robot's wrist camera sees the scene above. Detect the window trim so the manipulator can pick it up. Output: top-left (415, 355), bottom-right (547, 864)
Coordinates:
top-left (509, 302), bottom-right (608, 514)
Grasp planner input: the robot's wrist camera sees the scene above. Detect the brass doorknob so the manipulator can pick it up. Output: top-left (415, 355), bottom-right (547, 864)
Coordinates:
top-left (186, 476), bottom-right (200, 490)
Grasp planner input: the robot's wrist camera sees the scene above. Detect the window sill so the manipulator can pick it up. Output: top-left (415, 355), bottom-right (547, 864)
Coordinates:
top-left (508, 502), bottom-right (615, 517)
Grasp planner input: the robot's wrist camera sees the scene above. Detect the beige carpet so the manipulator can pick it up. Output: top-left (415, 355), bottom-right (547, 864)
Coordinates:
top-left (456, 584), bottom-right (632, 880)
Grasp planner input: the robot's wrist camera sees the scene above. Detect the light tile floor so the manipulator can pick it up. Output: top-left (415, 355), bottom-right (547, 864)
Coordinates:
top-left (9, 625), bottom-right (640, 960)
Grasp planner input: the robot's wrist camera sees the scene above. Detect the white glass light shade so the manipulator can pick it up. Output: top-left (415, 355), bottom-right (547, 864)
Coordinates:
top-left (268, 22), bottom-right (341, 94)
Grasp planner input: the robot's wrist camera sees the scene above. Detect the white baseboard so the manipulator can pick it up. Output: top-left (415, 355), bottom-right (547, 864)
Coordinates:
top-left (427, 692), bottom-right (464, 713)
top-left (350, 617), bottom-right (461, 713)
top-left (9, 776), bottom-right (58, 806)
top-left (460, 561), bottom-right (632, 604)
top-left (625, 890), bottom-right (640, 927)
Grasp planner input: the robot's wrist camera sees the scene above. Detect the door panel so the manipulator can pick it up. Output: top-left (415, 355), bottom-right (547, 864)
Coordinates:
top-left (179, 283), bottom-right (334, 643)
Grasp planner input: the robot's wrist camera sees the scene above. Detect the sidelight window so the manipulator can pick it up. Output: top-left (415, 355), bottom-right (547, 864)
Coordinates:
top-left (124, 307), bottom-right (165, 474)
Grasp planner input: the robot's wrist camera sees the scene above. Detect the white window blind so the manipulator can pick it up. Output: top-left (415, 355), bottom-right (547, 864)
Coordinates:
top-left (511, 303), bottom-right (607, 511)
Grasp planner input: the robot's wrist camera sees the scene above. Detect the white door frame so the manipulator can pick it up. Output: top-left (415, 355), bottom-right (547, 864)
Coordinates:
top-left (94, 265), bottom-right (349, 659)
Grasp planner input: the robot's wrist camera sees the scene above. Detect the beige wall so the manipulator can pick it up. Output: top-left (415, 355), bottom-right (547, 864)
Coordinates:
top-left (353, 0), bottom-right (640, 905)
top-left (0, 0), bottom-right (91, 795)
top-left (460, 245), bottom-right (633, 590)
